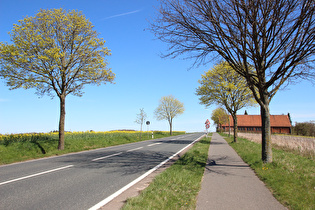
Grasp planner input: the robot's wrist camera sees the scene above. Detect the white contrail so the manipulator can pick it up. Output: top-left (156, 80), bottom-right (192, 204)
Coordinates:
top-left (102, 9), bottom-right (141, 20)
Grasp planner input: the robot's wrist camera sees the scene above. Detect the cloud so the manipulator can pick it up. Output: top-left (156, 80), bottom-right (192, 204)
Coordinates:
top-left (101, 9), bottom-right (142, 20)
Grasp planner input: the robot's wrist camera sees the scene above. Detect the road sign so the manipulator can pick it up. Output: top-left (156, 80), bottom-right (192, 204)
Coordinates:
top-left (146, 121), bottom-right (150, 125)
top-left (205, 119), bottom-right (210, 125)
top-left (206, 124), bottom-right (210, 129)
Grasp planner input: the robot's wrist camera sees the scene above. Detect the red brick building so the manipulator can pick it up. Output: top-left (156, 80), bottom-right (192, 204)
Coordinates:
top-left (221, 114), bottom-right (292, 134)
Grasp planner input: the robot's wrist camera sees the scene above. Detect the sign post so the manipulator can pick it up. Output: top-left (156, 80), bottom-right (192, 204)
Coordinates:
top-left (146, 121), bottom-right (150, 138)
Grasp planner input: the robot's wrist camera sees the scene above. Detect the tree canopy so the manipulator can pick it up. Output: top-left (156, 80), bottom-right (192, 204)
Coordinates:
top-left (0, 8), bottom-right (115, 150)
top-left (211, 107), bottom-right (229, 132)
top-left (196, 61), bottom-right (256, 142)
top-left (154, 95), bottom-right (185, 135)
top-left (151, 0), bottom-right (315, 163)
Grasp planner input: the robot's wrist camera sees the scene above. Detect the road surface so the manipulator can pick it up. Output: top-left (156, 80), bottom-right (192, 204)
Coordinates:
top-left (0, 133), bottom-right (204, 210)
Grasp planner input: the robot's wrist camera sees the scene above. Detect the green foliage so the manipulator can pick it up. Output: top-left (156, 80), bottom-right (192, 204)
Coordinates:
top-left (223, 133), bottom-right (315, 210)
top-left (293, 121), bottom-right (315, 137)
top-left (154, 95), bottom-right (185, 135)
top-left (152, 0), bottom-right (315, 163)
top-left (123, 136), bottom-right (211, 210)
top-left (197, 61), bottom-right (257, 142)
top-left (0, 8), bottom-right (115, 97)
top-left (0, 8), bottom-right (115, 150)
top-left (154, 95), bottom-right (185, 121)
top-left (153, 131), bottom-right (164, 135)
top-left (196, 61), bottom-right (256, 113)
top-left (211, 107), bottom-right (229, 128)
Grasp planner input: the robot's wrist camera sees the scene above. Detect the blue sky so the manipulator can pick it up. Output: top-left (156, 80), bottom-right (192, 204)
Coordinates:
top-left (0, 0), bottom-right (314, 134)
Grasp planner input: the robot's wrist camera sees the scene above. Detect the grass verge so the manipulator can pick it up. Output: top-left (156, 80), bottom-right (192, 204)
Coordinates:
top-left (0, 131), bottom-right (185, 165)
top-left (222, 133), bottom-right (315, 210)
top-left (122, 135), bottom-right (211, 210)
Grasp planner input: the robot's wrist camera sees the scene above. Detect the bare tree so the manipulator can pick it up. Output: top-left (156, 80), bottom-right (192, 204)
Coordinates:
top-left (151, 0), bottom-right (315, 163)
top-left (135, 108), bottom-right (147, 140)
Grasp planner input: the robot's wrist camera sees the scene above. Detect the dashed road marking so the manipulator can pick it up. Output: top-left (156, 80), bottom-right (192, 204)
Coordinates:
top-left (0, 165), bottom-right (74, 186)
top-left (127, 147), bottom-right (143, 152)
top-left (92, 152), bottom-right (123, 161)
top-left (147, 143), bottom-right (162, 147)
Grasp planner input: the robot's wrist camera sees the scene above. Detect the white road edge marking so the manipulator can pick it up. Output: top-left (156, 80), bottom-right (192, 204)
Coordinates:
top-left (147, 143), bottom-right (162, 147)
top-left (0, 165), bottom-right (74, 186)
top-left (92, 152), bottom-right (123, 162)
top-left (88, 134), bottom-right (205, 210)
top-left (127, 147), bottom-right (143, 152)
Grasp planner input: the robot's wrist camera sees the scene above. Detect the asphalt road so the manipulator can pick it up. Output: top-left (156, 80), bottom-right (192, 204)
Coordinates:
top-left (0, 133), bottom-right (204, 210)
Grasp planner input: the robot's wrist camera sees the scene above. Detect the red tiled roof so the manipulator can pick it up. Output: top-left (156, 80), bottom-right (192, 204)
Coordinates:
top-left (222, 115), bottom-right (291, 127)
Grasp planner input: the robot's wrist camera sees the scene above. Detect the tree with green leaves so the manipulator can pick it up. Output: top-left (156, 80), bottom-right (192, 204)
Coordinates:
top-left (135, 108), bottom-right (147, 140)
top-left (196, 61), bottom-right (256, 142)
top-left (154, 95), bottom-right (185, 135)
top-left (151, 0), bottom-right (315, 163)
top-left (0, 8), bottom-right (115, 150)
top-left (211, 107), bottom-right (229, 132)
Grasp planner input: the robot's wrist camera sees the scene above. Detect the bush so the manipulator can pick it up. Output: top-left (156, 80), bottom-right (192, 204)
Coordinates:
top-left (293, 121), bottom-right (315, 137)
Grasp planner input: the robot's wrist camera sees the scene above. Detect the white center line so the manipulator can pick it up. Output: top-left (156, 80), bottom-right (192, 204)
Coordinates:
top-left (0, 165), bottom-right (74, 186)
top-left (127, 147), bottom-right (143, 152)
top-left (92, 152), bottom-right (123, 161)
top-left (147, 143), bottom-right (162, 147)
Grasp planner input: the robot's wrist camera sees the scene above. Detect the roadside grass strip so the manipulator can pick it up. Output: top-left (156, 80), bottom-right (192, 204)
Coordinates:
top-left (222, 133), bottom-right (315, 210)
top-left (0, 131), bottom-right (185, 165)
top-left (122, 136), bottom-right (211, 210)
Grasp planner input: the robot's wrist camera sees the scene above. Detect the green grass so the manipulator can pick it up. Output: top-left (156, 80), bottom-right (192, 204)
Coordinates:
top-left (221, 133), bottom-right (315, 210)
top-left (0, 131), bottom-right (185, 165)
top-left (123, 135), bottom-right (211, 210)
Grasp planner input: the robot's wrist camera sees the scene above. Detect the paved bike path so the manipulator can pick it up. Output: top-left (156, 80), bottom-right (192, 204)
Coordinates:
top-left (196, 133), bottom-right (287, 210)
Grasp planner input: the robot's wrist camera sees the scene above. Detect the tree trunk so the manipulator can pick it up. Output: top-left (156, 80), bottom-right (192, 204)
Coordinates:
top-left (232, 114), bottom-right (238, 143)
top-left (228, 116), bottom-right (231, 137)
top-left (169, 119), bottom-right (173, 136)
top-left (140, 123), bottom-right (142, 140)
top-left (260, 95), bottom-right (272, 163)
top-left (58, 95), bottom-right (66, 150)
